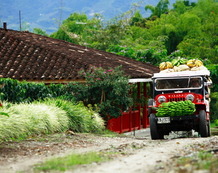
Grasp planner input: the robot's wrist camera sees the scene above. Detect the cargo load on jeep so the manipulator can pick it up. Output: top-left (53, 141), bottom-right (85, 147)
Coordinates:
top-left (148, 59), bottom-right (212, 139)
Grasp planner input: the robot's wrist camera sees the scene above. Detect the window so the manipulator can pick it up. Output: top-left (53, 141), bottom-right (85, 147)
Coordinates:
top-left (155, 77), bottom-right (202, 90)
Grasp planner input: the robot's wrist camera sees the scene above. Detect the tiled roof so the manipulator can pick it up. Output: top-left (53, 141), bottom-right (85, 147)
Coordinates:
top-left (0, 28), bottom-right (159, 83)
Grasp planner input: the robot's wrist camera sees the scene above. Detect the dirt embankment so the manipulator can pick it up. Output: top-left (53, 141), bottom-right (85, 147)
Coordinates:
top-left (0, 130), bottom-right (217, 173)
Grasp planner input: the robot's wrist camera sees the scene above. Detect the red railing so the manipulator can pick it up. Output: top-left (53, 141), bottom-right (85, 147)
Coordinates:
top-left (107, 82), bottom-right (151, 133)
top-left (107, 110), bottom-right (144, 133)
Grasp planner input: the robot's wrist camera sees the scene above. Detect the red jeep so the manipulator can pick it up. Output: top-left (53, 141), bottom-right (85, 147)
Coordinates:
top-left (148, 70), bottom-right (212, 139)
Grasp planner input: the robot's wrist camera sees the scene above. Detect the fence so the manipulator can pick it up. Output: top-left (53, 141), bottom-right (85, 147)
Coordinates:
top-left (107, 109), bottom-right (149, 133)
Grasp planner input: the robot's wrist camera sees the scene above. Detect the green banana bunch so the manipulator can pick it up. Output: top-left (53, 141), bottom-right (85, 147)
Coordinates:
top-left (156, 100), bottom-right (196, 117)
top-left (171, 57), bottom-right (187, 66)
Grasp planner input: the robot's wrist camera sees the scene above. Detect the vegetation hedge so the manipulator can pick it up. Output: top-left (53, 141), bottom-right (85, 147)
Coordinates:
top-left (0, 102), bottom-right (69, 142)
top-left (210, 92), bottom-right (218, 122)
top-left (41, 99), bottom-right (105, 133)
top-left (0, 100), bottom-right (105, 142)
top-left (0, 66), bottom-right (133, 119)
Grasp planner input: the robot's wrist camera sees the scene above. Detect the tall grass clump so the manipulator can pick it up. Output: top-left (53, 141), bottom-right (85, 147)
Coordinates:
top-left (0, 102), bottom-right (69, 142)
top-left (41, 98), bottom-right (105, 133)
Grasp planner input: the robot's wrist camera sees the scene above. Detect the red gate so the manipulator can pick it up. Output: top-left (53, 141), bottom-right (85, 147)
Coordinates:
top-left (107, 82), bottom-right (150, 133)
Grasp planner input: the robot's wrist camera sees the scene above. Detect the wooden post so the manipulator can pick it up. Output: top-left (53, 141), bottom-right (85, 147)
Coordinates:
top-left (137, 83), bottom-right (141, 129)
top-left (142, 82), bottom-right (149, 128)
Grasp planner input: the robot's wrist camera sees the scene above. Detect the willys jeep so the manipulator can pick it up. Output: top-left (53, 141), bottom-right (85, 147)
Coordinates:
top-left (148, 70), bottom-right (212, 140)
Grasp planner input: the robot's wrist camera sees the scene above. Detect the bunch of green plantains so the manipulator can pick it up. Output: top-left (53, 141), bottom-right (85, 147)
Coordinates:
top-left (156, 100), bottom-right (196, 117)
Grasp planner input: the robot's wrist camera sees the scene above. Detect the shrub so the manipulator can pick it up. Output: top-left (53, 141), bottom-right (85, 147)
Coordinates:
top-left (0, 66), bottom-right (133, 120)
top-left (79, 66), bottom-right (133, 120)
top-left (0, 78), bottom-right (50, 103)
top-left (0, 102), bottom-right (69, 142)
top-left (210, 92), bottom-right (218, 122)
top-left (41, 98), bottom-right (105, 133)
top-left (214, 119), bottom-right (218, 127)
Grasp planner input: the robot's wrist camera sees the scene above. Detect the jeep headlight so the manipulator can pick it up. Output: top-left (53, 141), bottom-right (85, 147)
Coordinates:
top-left (186, 94), bottom-right (194, 101)
top-left (157, 96), bottom-right (167, 103)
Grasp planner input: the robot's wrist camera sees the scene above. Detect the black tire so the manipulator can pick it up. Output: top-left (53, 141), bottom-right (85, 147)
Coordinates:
top-left (149, 114), bottom-right (164, 140)
top-left (207, 120), bottom-right (211, 137)
top-left (199, 110), bottom-right (209, 137)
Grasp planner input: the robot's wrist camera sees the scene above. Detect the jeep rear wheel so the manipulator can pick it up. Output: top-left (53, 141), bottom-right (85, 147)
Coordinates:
top-left (149, 114), bottom-right (164, 140)
top-left (199, 110), bottom-right (209, 137)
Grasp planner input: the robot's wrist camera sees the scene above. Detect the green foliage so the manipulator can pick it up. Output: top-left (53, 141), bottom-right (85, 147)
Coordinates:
top-left (145, 0), bottom-right (170, 18)
top-left (45, 0), bottom-right (218, 68)
top-left (177, 151), bottom-right (218, 172)
top-left (51, 13), bottom-right (103, 46)
top-left (33, 28), bottom-right (48, 36)
top-left (130, 11), bottom-right (147, 27)
top-left (47, 0), bottom-right (218, 66)
top-left (214, 119), bottom-right (218, 126)
top-left (107, 45), bottom-right (168, 66)
top-left (0, 112), bottom-right (9, 116)
top-left (48, 84), bottom-right (66, 98)
top-left (35, 151), bottom-right (110, 172)
top-left (0, 102), bottom-right (69, 142)
top-left (0, 66), bottom-right (132, 120)
top-left (173, 0), bottom-right (196, 14)
top-left (0, 100), bottom-right (105, 142)
top-left (204, 64), bottom-right (218, 122)
top-left (209, 92), bottom-right (218, 122)
top-left (0, 78), bottom-right (26, 103)
top-left (206, 64), bottom-right (218, 91)
top-left (80, 66), bottom-right (133, 119)
top-left (41, 98), bottom-right (105, 133)
top-left (0, 78), bottom-right (50, 103)
top-left (156, 100), bottom-right (196, 117)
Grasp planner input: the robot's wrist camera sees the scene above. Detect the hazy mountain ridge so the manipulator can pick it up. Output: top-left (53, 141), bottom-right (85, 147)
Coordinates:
top-left (1, 0), bottom-right (175, 33)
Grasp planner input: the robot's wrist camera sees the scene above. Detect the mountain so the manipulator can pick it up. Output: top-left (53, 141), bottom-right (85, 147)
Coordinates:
top-left (0, 0), bottom-right (178, 33)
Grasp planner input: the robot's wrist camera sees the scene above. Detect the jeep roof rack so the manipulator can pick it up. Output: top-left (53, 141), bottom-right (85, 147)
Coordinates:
top-left (152, 70), bottom-right (210, 78)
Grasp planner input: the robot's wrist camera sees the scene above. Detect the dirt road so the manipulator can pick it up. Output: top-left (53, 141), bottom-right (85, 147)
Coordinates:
top-left (0, 129), bottom-right (217, 173)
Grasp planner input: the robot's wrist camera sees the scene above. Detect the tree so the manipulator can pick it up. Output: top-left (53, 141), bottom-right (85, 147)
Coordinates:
top-left (33, 28), bottom-right (48, 36)
top-left (130, 11), bottom-right (147, 27)
top-left (50, 12), bottom-right (104, 46)
top-left (78, 66), bottom-right (133, 120)
top-left (145, 0), bottom-right (170, 18)
top-left (173, 0), bottom-right (196, 14)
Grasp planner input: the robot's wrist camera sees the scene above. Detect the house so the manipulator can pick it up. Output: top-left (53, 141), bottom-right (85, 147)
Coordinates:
top-left (0, 27), bottom-right (158, 83)
top-left (0, 25), bottom-right (159, 133)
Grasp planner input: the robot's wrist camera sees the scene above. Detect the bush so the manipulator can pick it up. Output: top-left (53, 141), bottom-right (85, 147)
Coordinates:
top-left (0, 66), bottom-right (133, 120)
top-left (79, 66), bottom-right (133, 120)
top-left (0, 99), bottom-right (105, 142)
top-left (0, 102), bottom-right (69, 142)
top-left (214, 119), bottom-right (218, 127)
top-left (41, 98), bottom-right (105, 133)
top-left (210, 92), bottom-right (218, 122)
top-left (0, 78), bottom-right (50, 103)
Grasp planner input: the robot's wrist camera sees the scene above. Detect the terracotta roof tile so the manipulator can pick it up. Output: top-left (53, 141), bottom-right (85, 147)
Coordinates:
top-left (0, 28), bottom-right (159, 82)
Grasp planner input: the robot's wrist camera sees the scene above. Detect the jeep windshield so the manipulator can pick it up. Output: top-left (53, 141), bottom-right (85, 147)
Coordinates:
top-left (155, 77), bottom-right (202, 90)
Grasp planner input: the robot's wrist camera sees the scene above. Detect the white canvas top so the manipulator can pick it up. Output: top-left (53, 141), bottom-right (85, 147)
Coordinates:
top-left (129, 78), bottom-right (152, 83)
top-left (152, 70), bottom-right (210, 78)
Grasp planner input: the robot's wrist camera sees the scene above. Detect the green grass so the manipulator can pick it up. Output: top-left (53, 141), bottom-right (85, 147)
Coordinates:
top-left (0, 102), bottom-right (69, 142)
top-left (211, 121), bottom-right (218, 128)
top-left (0, 99), bottom-right (105, 143)
top-left (34, 151), bottom-right (111, 172)
top-left (96, 129), bottom-right (126, 137)
top-left (177, 151), bottom-right (218, 172)
top-left (41, 98), bottom-right (105, 133)
top-left (211, 127), bottom-right (218, 136)
top-left (210, 122), bottom-right (218, 136)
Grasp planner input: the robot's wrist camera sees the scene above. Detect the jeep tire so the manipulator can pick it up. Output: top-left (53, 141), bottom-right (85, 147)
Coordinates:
top-left (199, 110), bottom-right (209, 137)
top-left (149, 114), bottom-right (164, 140)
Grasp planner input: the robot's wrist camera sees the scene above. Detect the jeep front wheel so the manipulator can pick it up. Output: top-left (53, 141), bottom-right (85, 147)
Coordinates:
top-left (149, 114), bottom-right (164, 140)
top-left (199, 110), bottom-right (209, 137)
